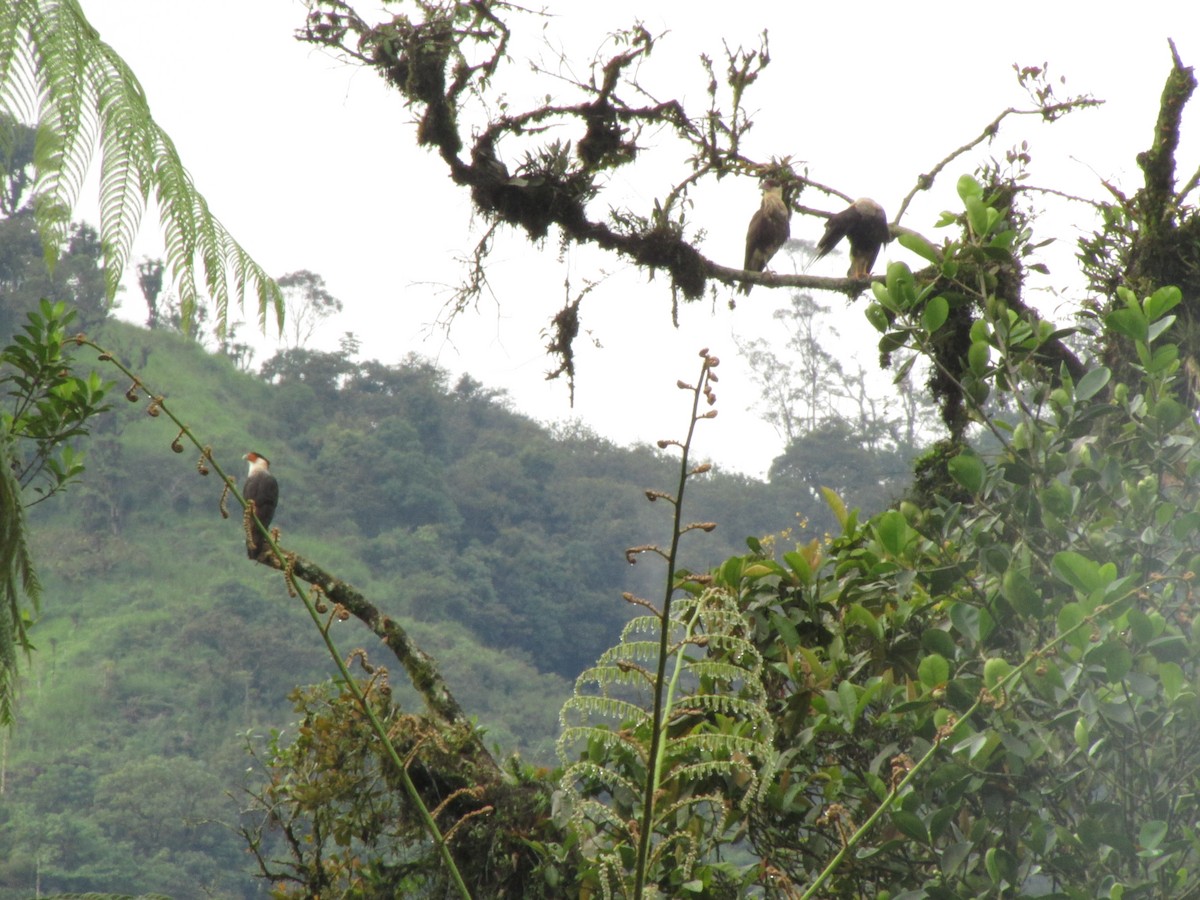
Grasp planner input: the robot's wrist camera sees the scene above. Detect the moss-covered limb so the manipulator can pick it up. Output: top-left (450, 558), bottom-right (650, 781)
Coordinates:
top-left (79, 338), bottom-right (490, 760)
top-left (283, 551), bottom-right (498, 774)
top-left (79, 338), bottom-right (480, 897)
top-left (1135, 39), bottom-right (1196, 228)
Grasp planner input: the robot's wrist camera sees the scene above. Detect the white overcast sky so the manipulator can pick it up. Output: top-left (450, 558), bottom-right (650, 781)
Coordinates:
top-left (78, 1), bottom-right (1195, 477)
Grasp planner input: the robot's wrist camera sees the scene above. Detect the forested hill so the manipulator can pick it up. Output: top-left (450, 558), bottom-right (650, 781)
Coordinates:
top-left (2, 317), bottom-right (912, 896)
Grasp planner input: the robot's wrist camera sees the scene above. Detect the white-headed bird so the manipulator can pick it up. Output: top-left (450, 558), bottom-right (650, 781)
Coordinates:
top-left (741, 179), bottom-right (791, 295)
top-left (242, 452), bottom-right (278, 560)
top-left (815, 198), bottom-right (890, 279)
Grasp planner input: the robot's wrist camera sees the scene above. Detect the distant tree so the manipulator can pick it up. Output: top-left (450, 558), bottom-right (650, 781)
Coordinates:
top-left (136, 257), bottom-right (164, 329)
top-left (277, 269), bottom-right (343, 349)
top-left (737, 291), bottom-right (843, 444)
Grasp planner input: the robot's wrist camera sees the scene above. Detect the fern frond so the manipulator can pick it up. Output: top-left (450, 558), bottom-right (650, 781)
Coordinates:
top-left (560, 695), bottom-right (646, 726)
top-left (559, 585), bottom-right (778, 893)
top-left (558, 726), bottom-right (648, 766)
top-left (0, 433), bottom-right (40, 726)
top-left (0, 0), bottom-right (282, 334)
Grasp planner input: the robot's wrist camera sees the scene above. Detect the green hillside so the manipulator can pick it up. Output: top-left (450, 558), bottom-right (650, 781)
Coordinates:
top-left (1, 318), bottom-right (885, 897)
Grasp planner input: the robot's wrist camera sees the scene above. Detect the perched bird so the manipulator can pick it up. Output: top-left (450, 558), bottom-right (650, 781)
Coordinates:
top-left (741, 179), bottom-right (791, 295)
top-left (815, 197), bottom-right (890, 279)
top-left (242, 452), bottom-right (278, 559)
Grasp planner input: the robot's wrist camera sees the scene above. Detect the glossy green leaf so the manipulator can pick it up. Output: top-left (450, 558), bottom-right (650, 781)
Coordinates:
top-left (1002, 567), bottom-right (1043, 616)
top-left (845, 604), bottom-right (884, 641)
top-left (968, 340), bottom-right (990, 375)
top-left (1144, 285), bottom-right (1182, 320)
top-left (891, 809), bottom-right (929, 845)
top-left (886, 262), bottom-right (917, 309)
top-left (1105, 307), bottom-right (1148, 341)
top-left (821, 487), bottom-right (848, 528)
top-left (864, 302), bottom-right (890, 333)
top-left (897, 230), bottom-right (940, 263)
top-left (875, 509), bottom-right (908, 555)
top-left (983, 657), bottom-right (1013, 690)
top-left (1074, 717), bottom-right (1089, 752)
top-left (941, 841), bottom-right (974, 877)
top-left (950, 603), bottom-right (981, 643)
top-left (1159, 662), bottom-right (1184, 702)
top-left (922, 295), bottom-right (949, 333)
top-left (1139, 819), bottom-right (1168, 852)
top-left (1058, 602), bottom-right (1089, 650)
top-left (985, 846), bottom-right (1017, 886)
top-left (1147, 314), bottom-right (1177, 342)
top-left (1052, 551), bottom-right (1103, 594)
top-left (956, 174), bottom-right (983, 202)
top-left (918, 653), bottom-right (949, 688)
top-left (1075, 366), bottom-right (1111, 401)
top-left (965, 195), bottom-right (990, 237)
top-left (948, 452), bottom-right (985, 494)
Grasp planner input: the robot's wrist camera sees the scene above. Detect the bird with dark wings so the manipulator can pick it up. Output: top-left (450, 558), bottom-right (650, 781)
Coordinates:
top-left (242, 451), bottom-right (278, 560)
top-left (815, 197), bottom-right (890, 279)
top-left (740, 178), bottom-right (791, 295)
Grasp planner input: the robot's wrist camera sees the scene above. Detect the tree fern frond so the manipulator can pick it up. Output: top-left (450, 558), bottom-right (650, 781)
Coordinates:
top-left (558, 725), bottom-right (649, 763)
top-left (560, 695), bottom-right (646, 727)
top-left (561, 759), bottom-right (644, 800)
top-left (560, 585), bottom-right (778, 893)
top-left (0, 0), bottom-right (283, 334)
top-left (573, 663), bottom-right (658, 695)
top-left (598, 638), bottom-right (672, 666)
top-left (0, 6), bottom-right (40, 156)
top-left (94, 52), bottom-right (149, 303)
top-left (0, 433), bottom-right (39, 726)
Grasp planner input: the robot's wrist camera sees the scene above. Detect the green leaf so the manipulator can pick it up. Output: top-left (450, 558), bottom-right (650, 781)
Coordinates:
top-left (949, 603), bottom-right (981, 643)
top-left (1152, 397), bottom-right (1185, 430)
top-left (947, 452), bottom-right (985, 494)
top-left (1139, 819), bottom-right (1168, 852)
top-left (983, 657), bottom-right (1013, 690)
top-left (1002, 567), bottom-right (1043, 616)
top-left (821, 487), bottom-right (848, 528)
top-left (782, 550), bottom-right (812, 582)
top-left (965, 195), bottom-right (990, 237)
top-left (1159, 662), bottom-right (1184, 702)
top-left (956, 174), bottom-right (983, 203)
top-left (845, 604), bottom-right (884, 641)
top-left (1058, 603), bottom-right (1089, 650)
top-left (941, 841), bottom-right (974, 877)
top-left (897, 231), bottom-right (941, 263)
top-left (918, 653), bottom-right (950, 688)
top-left (1075, 366), bottom-right (1111, 401)
top-left (874, 509), bottom-right (908, 555)
top-left (1051, 551), bottom-right (1104, 594)
top-left (769, 612), bottom-right (802, 651)
top-left (985, 846), bottom-right (1017, 886)
top-left (1074, 717), bottom-right (1090, 752)
top-left (864, 302), bottom-right (890, 333)
top-left (1147, 314), bottom-right (1177, 342)
top-left (885, 262), bottom-right (916, 309)
top-left (922, 295), bottom-right (949, 333)
top-left (1105, 307), bottom-right (1148, 342)
top-left (1086, 641), bottom-right (1132, 681)
top-left (967, 340), bottom-right (990, 375)
top-left (1144, 285), bottom-right (1182, 321)
top-left (921, 629), bottom-right (957, 660)
top-left (891, 810), bottom-right (929, 845)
